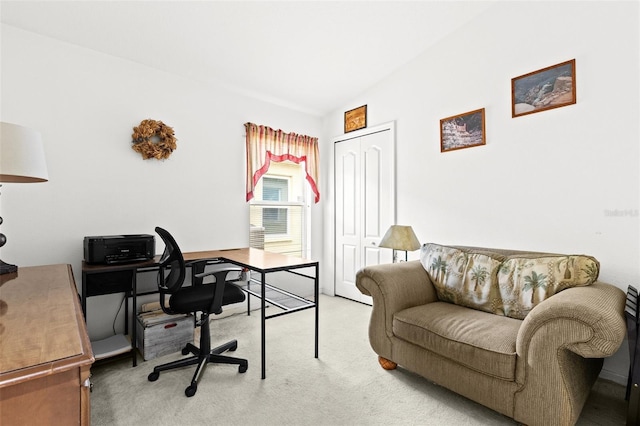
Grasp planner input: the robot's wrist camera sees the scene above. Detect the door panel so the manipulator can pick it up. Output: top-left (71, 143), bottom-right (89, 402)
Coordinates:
top-left (335, 142), bottom-right (362, 301)
top-left (335, 127), bottom-right (394, 304)
top-left (364, 246), bottom-right (382, 268)
top-left (363, 145), bottom-right (381, 239)
top-left (362, 131), bottom-right (392, 253)
top-left (342, 244), bottom-right (357, 283)
top-left (343, 151), bottom-right (357, 236)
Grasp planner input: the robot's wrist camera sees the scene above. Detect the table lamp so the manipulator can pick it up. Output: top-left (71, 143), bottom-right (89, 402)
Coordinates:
top-left (378, 225), bottom-right (421, 263)
top-left (0, 122), bottom-right (49, 275)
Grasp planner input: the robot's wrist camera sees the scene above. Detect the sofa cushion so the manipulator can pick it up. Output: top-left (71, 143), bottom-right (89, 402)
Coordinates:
top-left (420, 243), bottom-right (506, 314)
top-left (420, 243), bottom-right (600, 320)
top-left (497, 254), bottom-right (600, 319)
top-left (393, 302), bottom-right (520, 380)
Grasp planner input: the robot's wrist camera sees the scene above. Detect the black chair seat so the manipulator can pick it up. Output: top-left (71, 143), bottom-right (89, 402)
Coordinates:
top-left (170, 283), bottom-right (245, 313)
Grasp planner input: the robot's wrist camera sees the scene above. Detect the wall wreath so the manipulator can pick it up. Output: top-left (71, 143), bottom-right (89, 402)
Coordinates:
top-left (131, 119), bottom-right (177, 160)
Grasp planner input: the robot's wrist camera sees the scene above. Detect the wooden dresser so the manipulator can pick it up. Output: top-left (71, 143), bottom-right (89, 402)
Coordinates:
top-left (0, 264), bottom-right (94, 425)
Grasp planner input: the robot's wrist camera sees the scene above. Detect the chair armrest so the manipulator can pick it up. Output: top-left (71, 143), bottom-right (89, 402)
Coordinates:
top-left (355, 261), bottom-right (437, 357)
top-left (516, 281), bottom-right (626, 360)
top-left (187, 259), bottom-right (241, 285)
top-left (194, 266), bottom-right (242, 280)
top-left (187, 260), bottom-right (243, 315)
top-left (205, 268), bottom-right (244, 315)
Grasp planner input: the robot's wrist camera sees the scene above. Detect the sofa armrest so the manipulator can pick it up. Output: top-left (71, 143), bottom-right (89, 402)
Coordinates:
top-left (513, 281), bottom-right (626, 425)
top-left (516, 281), bottom-right (626, 359)
top-left (355, 261), bottom-right (437, 358)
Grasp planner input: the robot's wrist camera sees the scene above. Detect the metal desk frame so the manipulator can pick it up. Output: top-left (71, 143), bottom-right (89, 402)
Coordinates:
top-left (81, 247), bottom-right (319, 378)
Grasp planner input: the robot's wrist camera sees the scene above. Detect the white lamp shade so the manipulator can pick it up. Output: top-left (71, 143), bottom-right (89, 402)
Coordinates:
top-left (0, 122), bottom-right (49, 183)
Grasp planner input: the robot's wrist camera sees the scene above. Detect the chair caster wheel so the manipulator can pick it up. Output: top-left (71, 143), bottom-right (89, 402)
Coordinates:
top-left (148, 372), bottom-right (160, 382)
top-left (239, 362), bottom-right (248, 374)
top-left (182, 347), bottom-right (190, 355)
top-left (185, 384), bottom-right (197, 397)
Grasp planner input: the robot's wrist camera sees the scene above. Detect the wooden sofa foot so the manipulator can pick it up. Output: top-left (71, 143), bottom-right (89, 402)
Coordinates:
top-left (378, 356), bottom-right (397, 370)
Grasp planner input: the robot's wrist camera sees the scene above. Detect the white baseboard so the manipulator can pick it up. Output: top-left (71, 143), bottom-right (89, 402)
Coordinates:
top-left (211, 301), bottom-right (263, 320)
top-left (600, 368), bottom-right (627, 386)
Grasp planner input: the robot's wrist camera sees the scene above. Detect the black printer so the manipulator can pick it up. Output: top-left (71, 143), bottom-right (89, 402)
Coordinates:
top-left (84, 234), bottom-right (155, 264)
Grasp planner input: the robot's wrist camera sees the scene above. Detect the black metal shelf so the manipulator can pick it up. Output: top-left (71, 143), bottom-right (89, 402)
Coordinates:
top-left (241, 277), bottom-right (315, 318)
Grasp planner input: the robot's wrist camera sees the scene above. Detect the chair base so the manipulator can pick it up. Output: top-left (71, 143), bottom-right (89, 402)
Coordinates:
top-left (147, 316), bottom-right (248, 397)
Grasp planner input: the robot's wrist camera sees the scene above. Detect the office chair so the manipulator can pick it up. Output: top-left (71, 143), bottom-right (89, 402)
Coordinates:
top-left (147, 227), bottom-right (248, 397)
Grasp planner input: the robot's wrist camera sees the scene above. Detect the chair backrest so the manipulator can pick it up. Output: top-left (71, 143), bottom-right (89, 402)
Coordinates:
top-left (155, 226), bottom-right (186, 294)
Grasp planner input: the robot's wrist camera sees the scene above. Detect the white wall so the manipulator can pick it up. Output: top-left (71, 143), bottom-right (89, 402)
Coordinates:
top-left (1, 25), bottom-right (324, 338)
top-left (2, 0), bottom-right (638, 384)
top-left (322, 1), bottom-right (639, 383)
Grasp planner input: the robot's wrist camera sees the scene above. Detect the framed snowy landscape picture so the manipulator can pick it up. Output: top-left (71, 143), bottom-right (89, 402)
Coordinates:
top-left (440, 108), bottom-right (486, 153)
top-left (511, 59), bottom-right (576, 118)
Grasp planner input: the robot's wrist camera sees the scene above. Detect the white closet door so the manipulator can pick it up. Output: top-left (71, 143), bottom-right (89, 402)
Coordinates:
top-left (335, 127), bottom-right (394, 304)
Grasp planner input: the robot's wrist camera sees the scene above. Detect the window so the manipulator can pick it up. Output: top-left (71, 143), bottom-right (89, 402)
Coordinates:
top-left (262, 177), bottom-right (289, 235)
top-left (249, 161), bottom-right (309, 257)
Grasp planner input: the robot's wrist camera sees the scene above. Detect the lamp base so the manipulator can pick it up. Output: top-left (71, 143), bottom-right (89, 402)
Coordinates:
top-left (391, 250), bottom-right (409, 263)
top-left (0, 259), bottom-right (17, 275)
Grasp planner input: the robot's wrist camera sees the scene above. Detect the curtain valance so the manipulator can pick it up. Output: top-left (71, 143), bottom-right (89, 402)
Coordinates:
top-left (245, 122), bottom-right (320, 203)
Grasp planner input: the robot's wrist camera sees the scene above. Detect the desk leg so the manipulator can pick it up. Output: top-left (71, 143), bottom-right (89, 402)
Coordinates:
top-left (247, 280), bottom-right (251, 316)
top-left (131, 271), bottom-right (137, 367)
top-left (124, 297), bottom-right (129, 340)
top-left (81, 271), bottom-right (87, 319)
top-left (261, 270), bottom-right (266, 379)
top-left (315, 264), bottom-right (319, 359)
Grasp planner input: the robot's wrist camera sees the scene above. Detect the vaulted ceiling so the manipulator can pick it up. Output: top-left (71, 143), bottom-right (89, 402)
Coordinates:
top-left (1, 1), bottom-right (495, 116)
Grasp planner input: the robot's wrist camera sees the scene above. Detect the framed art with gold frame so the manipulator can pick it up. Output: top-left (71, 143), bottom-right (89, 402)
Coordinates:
top-left (344, 105), bottom-right (367, 133)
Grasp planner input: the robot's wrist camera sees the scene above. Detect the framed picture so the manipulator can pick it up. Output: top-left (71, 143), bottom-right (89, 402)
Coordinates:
top-left (344, 105), bottom-right (367, 133)
top-left (440, 108), bottom-right (486, 153)
top-left (511, 59), bottom-right (576, 118)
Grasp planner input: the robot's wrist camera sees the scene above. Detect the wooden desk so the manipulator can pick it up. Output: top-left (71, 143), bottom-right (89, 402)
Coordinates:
top-left (0, 264), bottom-right (94, 425)
top-left (82, 248), bottom-right (319, 378)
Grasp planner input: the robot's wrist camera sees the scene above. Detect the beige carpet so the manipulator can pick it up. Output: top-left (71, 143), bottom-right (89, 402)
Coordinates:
top-left (90, 295), bottom-right (627, 425)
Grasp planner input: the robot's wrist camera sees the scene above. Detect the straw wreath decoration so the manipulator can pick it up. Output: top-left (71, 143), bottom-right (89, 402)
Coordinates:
top-left (131, 119), bottom-right (177, 160)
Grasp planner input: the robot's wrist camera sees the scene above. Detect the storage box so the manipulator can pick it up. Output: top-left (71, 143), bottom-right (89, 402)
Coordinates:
top-left (136, 311), bottom-right (194, 361)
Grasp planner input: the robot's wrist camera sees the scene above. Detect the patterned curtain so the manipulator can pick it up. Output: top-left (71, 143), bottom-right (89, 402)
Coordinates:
top-left (245, 122), bottom-right (320, 203)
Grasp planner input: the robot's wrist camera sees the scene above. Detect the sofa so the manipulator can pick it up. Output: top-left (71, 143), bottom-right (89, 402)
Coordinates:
top-left (355, 243), bottom-right (626, 426)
